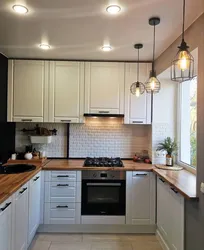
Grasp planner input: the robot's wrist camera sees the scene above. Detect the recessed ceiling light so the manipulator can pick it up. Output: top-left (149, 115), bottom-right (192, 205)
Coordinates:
top-left (39, 44), bottom-right (51, 50)
top-left (101, 45), bottom-right (112, 52)
top-left (106, 5), bottom-right (121, 14)
top-left (12, 5), bottom-right (28, 14)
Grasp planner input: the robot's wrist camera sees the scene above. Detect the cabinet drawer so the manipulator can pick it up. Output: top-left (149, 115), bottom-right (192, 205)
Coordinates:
top-left (51, 171), bottom-right (77, 182)
top-left (48, 203), bottom-right (75, 218)
top-left (45, 182), bottom-right (76, 203)
top-left (54, 117), bottom-right (79, 123)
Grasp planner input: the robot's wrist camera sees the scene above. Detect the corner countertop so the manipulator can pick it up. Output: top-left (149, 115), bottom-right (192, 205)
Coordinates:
top-left (153, 168), bottom-right (197, 200)
top-left (0, 159), bottom-right (197, 204)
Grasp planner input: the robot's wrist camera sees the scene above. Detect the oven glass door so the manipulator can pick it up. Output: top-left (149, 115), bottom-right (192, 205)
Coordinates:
top-left (82, 180), bottom-right (125, 215)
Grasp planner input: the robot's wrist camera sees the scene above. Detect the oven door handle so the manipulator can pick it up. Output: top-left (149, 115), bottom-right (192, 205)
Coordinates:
top-left (86, 183), bottom-right (121, 187)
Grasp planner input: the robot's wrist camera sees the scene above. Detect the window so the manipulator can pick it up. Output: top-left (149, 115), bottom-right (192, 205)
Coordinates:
top-left (179, 77), bottom-right (197, 170)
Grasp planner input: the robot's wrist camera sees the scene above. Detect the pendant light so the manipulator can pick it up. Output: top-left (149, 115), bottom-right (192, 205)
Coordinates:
top-left (171, 0), bottom-right (194, 82)
top-left (130, 44), bottom-right (145, 97)
top-left (145, 17), bottom-right (161, 94)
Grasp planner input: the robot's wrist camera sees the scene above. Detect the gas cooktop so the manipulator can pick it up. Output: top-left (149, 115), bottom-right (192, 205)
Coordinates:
top-left (84, 157), bottom-right (124, 167)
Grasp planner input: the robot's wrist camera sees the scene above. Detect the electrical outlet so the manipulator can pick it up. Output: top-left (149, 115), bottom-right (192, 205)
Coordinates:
top-left (200, 182), bottom-right (204, 194)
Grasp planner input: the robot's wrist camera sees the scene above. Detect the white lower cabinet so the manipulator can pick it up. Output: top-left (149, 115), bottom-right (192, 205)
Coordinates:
top-left (126, 171), bottom-right (156, 225)
top-left (44, 171), bottom-right (81, 225)
top-left (157, 176), bottom-right (184, 250)
top-left (12, 183), bottom-right (29, 250)
top-left (28, 172), bottom-right (41, 246)
top-left (0, 197), bottom-right (12, 250)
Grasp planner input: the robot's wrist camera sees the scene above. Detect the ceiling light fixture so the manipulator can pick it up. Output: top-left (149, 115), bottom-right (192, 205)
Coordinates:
top-left (101, 45), bottom-right (112, 52)
top-left (130, 44), bottom-right (145, 97)
top-left (171, 0), bottom-right (194, 82)
top-left (145, 17), bottom-right (161, 94)
top-left (106, 5), bottom-right (121, 14)
top-left (39, 44), bottom-right (51, 50)
top-left (12, 5), bottom-right (28, 14)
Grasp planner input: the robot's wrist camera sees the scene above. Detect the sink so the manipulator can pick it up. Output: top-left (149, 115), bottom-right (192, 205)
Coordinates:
top-left (0, 164), bottom-right (36, 174)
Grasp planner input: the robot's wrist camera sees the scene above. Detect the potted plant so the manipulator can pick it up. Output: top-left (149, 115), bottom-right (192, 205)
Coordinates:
top-left (156, 137), bottom-right (178, 166)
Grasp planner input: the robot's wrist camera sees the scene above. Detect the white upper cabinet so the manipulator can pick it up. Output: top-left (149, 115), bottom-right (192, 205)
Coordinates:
top-left (7, 60), bottom-right (49, 122)
top-left (85, 62), bottom-right (125, 114)
top-left (49, 61), bottom-right (85, 123)
top-left (124, 63), bottom-right (152, 124)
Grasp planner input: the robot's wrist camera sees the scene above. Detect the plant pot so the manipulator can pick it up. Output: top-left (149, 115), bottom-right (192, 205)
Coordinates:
top-left (166, 154), bottom-right (173, 166)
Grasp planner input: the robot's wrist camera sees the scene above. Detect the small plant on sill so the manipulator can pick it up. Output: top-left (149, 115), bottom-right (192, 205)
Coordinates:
top-left (156, 137), bottom-right (178, 166)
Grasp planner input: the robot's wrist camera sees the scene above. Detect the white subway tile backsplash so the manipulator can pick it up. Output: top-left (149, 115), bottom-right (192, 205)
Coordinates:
top-left (69, 118), bottom-right (150, 158)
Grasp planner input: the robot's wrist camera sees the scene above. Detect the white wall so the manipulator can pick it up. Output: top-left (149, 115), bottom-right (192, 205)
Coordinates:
top-left (151, 77), bottom-right (178, 164)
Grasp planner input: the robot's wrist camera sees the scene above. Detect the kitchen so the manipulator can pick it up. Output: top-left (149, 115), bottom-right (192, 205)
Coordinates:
top-left (0, 1), bottom-right (203, 250)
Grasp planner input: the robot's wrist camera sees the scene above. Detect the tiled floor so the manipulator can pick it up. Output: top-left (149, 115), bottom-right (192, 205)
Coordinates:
top-left (29, 233), bottom-right (163, 250)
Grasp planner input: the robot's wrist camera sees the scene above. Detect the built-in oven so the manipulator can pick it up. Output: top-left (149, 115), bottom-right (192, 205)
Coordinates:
top-left (81, 171), bottom-right (126, 216)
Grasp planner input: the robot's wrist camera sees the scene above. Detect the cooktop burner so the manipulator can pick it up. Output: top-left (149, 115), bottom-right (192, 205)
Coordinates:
top-left (84, 157), bottom-right (124, 167)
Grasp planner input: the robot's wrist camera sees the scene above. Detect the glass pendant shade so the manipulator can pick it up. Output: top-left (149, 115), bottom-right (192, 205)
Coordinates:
top-left (130, 43), bottom-right (145, 97)
top-left (171, 45), bottom-right (194, 82)
top-left (130, 81), bottom-right (145, 97)
top-left (145, 70), bottom-right (161, 94)
top-left (171, 0), bottom-right (194, 82)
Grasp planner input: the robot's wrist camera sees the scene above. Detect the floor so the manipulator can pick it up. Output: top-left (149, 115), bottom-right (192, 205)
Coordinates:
top-left (29, 233), bottom-right (163, 250)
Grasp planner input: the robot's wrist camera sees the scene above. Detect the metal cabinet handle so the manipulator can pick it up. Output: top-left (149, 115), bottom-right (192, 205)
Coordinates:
top-left (57, 175), bottom-right (69, 178)
top-left (132, 121), bottom-right (144, 124)
top-left (57, 184), bottom-right (69, 187)
top-left (135, 173), bottom-right (148, 176)
top-left (171, 187), bottom-right (178, 194)
top-left (19, 187), bottom-right (27, 194)
top-left (0, 202), bottom-right (11, 212)
top-left (33, 176), bottom-right (40, 181)
top-left (21, 119), bottom-right (32, 122)
top-left (159, 177), bottom-right (165, 183)
top-left (56, 205), bottom-right (68, 208)
top-left (61, 120), bottom-right (71, 122)
top-left (99, 111), bottom-right (110, 114)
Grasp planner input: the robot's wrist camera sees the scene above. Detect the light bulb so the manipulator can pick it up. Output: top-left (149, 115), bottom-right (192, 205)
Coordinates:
top-left (135, 87), bottom-right (140, 97)
top-left (178, 50), bottom-right (190, 71)
top-left (150, 78), bottom-right (156, 90)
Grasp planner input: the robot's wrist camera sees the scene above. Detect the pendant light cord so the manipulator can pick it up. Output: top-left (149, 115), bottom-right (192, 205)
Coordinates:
top-left (137, 48), bottom-right (140, 82)
top-left (152, 23), bottom-right (156, 72)
top-left (182, 0), bottom-right (186, 41)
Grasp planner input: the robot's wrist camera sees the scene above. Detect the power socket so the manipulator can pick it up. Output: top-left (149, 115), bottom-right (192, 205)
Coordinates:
top-left (200, 182), bottom-right (204, 194)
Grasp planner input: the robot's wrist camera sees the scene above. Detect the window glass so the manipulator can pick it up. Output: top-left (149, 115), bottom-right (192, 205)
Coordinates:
top-left (180, 77), bottom-right (197, 168)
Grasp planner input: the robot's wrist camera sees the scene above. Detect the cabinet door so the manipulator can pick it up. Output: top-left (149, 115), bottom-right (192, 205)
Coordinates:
top-left (157, 177), bottom-right (171, 243)
top-left (7, 60), bottom-right (49, 122)
top-left (0, 198), bottom-right (12, 250)
top-left (28, 172), bottom-right (41, 246)
top-left (126, 171), bottom-right (155, 225)
top-left (169, 188), bottom-right (184, 250)
top-left (49, 61), bottom-right (84, 123)
top-left (12, 184), bottom-right (28, 250)
top-left (124, 63), bottom-right (151, 124)
top-left (85, 62), bottom-right (125, 114)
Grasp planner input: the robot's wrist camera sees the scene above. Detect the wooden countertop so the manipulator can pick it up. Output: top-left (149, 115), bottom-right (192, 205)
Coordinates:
top-left (153, 168), bottom-right (197, 200)
top-left (0, 159), bottom-right (197, 204)
top-left (42, 159), bottom-right (153, 171)
top-left (0, 160), bottom-right (50, 204)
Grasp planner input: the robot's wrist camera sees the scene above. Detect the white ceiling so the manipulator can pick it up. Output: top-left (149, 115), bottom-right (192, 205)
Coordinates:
top-left (0, 0), bottom-right (203, 61)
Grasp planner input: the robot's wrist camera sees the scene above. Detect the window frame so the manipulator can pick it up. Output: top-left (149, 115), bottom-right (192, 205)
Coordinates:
top-left (177, 79), bottom-right (197, 175)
